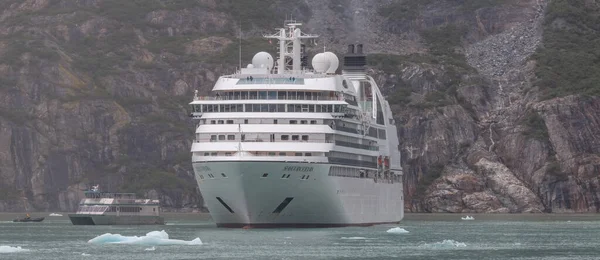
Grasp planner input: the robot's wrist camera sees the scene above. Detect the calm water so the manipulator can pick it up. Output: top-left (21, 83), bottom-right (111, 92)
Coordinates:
top-left (1, 213), bottom-right (600, 260)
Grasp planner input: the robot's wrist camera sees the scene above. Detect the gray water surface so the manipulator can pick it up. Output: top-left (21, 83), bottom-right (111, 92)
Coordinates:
top-left (1, 213), bottom-right (599, 260)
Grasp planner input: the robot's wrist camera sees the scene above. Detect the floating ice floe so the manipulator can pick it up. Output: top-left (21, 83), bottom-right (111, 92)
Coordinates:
top-left (421, 240), bottom-right (467, 248)
top-left (0, 245), bottom-right (30, 253)
top-left (341, 237), bottom-right (369, 240)
top-left (88, 230), bottom-right (202, 246)
top-left (145, 246), bottom-right (156, 251)
top-left (461, 216), bottom-right (474, 220)
top-left (81, 253), bottom-right (91, 256)
top-left (386, 227), bottom-right (409, 234)
top-left (49, 213), bottom-right (63, 217)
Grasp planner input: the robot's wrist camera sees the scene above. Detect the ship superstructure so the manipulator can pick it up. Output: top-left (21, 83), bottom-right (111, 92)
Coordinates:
top-left (189, 21), bottom-right (403, 227)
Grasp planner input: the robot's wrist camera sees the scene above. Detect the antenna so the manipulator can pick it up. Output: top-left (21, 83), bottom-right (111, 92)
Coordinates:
top-left (238, 20), bottom-right (242, 71)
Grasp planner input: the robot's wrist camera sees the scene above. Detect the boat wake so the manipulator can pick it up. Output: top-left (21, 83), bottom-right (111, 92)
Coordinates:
top-left (0, 245), bottom-right (30, 253)
top-left (88, 230), bottom-right (202, 246)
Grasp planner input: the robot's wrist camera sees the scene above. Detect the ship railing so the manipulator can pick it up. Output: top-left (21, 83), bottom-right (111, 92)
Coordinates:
top-left (192, 95), bottom-right (344, 101)
top-left (194, 139), bottom-right (335, 144)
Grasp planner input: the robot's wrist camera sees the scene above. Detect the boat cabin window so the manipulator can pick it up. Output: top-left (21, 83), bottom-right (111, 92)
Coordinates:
top-left (302, 135), bottom-right (309, 141)
top-left (227, 135), bottom-right (235, 140)
top-left (300, 120), bottom-right (307, 124)
top-left (210, 135), bottom-right (217, 141)
top-left (305, 153), bottom-right (312, 156)
top-left (218, 135), bottom-right (225, 140)
top-left (290, 120), bottom-right (297, 124)
top-left (310, 120), bottom-right (317, 124)
top-left (292, 135), bottom-right (299, 141)
top-left (279, 152), bottom-right (286, 156)
top-left (295, 152), bottom-right (302, 156)
top-left (210, 120), bottom-right (216, 124)
top-left (226, 120), bottom-right (234, 124)
top-left (281, 135), bottom-right (289, 140)
top-left (218, 120), bottom-right (224, 124)
top-left (204, 152), bottom-right (209, 156)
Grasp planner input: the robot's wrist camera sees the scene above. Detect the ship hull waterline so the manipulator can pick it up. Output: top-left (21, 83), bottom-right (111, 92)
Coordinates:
top-left (193, 161), bottom-right (404, 228)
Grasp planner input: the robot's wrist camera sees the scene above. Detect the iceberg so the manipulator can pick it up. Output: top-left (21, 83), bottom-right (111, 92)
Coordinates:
top-left (461, 216), bottom-right (474, 220)
top-left (386, 227), bottom-right (409, 234)
top-left (49, 213), bottom-right (63, 217)
top-left (0, 245), bottom-right (30, 253)
top-left (88, 230), bottom-right (202, 246)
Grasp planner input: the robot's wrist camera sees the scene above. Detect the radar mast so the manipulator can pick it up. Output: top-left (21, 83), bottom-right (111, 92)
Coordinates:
top-left (263, 21), bottom-right (318, 74)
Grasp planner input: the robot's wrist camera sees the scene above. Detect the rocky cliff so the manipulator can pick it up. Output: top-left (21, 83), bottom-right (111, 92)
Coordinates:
top-left (0, 0), bottom-right (598, 213)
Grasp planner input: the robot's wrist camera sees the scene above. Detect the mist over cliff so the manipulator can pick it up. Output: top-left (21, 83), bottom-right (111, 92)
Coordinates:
top-left (0, 0), bottom-right (598, 213)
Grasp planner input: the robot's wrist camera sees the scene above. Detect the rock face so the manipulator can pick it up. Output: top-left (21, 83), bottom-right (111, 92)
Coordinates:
top-left (0, 0), bottom-right (598, 213)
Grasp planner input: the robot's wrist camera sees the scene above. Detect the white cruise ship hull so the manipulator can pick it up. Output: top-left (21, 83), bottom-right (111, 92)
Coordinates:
top-left (193, 161), bottom-right (403, 228)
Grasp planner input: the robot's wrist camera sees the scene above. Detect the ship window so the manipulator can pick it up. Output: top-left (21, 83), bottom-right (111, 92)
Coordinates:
top-left (300, 120), bottom-right (307, 124)
top-left (277, 104), bottom-right (285, 112)
top-left (241, 134), bottom-right (245, 141)
top-left (279, 152), bottom-right (286, 156)
top-left (262, 173), bottom-right (269, 178)
top-left (268, 91), bottom-right (277, 100)
top-left (225, 152), bottom-right (232, 156)
top-left (301, 135), bottom-right (309, 141)
top-left (269, 104), bottom-right (277, 112)
top-left (310, 120), bottom-right (317, 124)
top-left (210, 120), bottom-right (216, 124)
top-left (268, 152), bottom-right (276, 156)
top-left (292, 135), bottom-right (299, 141)
top-left (305, 153), bottom-right (312, 156)
top-left (249, 91), bottom-right (258, 99)
top-left (244, 119), bottom-right (248, 124)
top-left (290, 120), bottom-right (297, 124)
top-left (226, 120), bottom-right (234, 124)
top-left (153, 208), bottom-right (156, 212)
top-left (204, 152), bottom-right (209, 156)
top-left (218, 120), bottom-right (224, 124)
top-left (259, 91), bottom-right (267, 99)
top-left (278, 91), bottom-right (286, 100)
top-left (227, 135), bottom-right (235, 140)
top-left (210, 135), bottom-right (217, 141)
top-left (274, 119), bottom-right (278, 124)
top-left (219, 135), bottom-right (225, 140)
top-left (281, 135), bottom-right (289, 140)
top-left (295, 152), bottom-right (302, 156)
top-left (221, 173), bottom-right (227, 178)
top-left (241, 91), bottom-right (248, 100)
top-left (211, 152), bottom-right (217, 156)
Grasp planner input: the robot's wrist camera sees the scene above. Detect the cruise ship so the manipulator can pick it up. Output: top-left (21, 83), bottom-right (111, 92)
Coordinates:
top-left (189, 22), bottom-right (403, 228)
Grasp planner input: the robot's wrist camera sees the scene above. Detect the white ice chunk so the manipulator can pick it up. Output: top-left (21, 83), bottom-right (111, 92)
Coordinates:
top-left (421, 240), bottom-right (467, 248)
top-left (341, 237), bottom-right (368, 240)
top-left (0, 245), bottom-right (30, 253)
top-left (88, 230), bottom-right (202, 246)
top-left (145, 246), bottom-right (156, 251)
top-left (49, 213), bottom-right (63, 217)
top-left (386, 227), bottom-right (409, 234)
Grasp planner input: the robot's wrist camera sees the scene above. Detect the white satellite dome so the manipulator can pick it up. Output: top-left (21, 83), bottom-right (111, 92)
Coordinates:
top-left (246, 64), bottom-right (254, 68)
top-left (252, 52), bottom-right (274, 70)
top-left (323, 52), bottom-right (339, 74)
top-left (312, 53), bottom-right (330, 73)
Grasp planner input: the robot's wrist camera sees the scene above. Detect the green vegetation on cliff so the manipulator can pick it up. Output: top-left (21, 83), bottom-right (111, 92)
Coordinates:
top-left (534, 0), bottom-right (600, 99)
